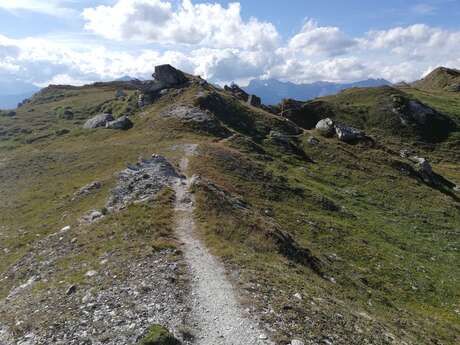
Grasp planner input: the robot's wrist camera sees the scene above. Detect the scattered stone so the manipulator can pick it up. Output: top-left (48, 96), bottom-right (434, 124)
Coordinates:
top-left (334, 123), bottom-right (365, 142)
top-left (454, 186), bottom-right (460, 193)
top-left (247, 94), bottom-right (261, 107)
top-left (308, 137), bottom-right (320, 145)
top-left (258, 334), bottom-right (268, 340)
top-left (85, 270), bottom-right (97, 278)
top-left (293, 293), bottom-right (302, 300)
top-left (83, 113), bottom-right (114, 129)
top-left (66, 285), bottom-right (77, 295)
top-left (315, 118), bottom-right (335, 137)
top-left (138, 94), bottom-right (145, 108)
top-left (59, 225), bottom-right (71, 233)
top-left (291, 340), bottom-right (305, 345)
top-left (105, 116), bottom-right (133, 130)
top-left (80, 210), bottom-right (104, 224)
top-left (73, 181), bottom-right (102, 200)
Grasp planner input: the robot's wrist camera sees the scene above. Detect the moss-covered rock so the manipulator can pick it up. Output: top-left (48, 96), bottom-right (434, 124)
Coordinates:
top-left (138, 325), bottom-right (181, 345)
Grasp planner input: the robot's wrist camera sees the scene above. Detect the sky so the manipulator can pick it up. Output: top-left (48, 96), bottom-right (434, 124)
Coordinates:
top-left (0, 0), bottom-right (459, 87)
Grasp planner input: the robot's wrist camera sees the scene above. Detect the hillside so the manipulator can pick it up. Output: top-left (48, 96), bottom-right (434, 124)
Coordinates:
top-left (0, 65), bottom-right (459, 345)
top-left (413, 67), bottom-right (460, 92)
top-left (243, 78), bottom-right (391, 105)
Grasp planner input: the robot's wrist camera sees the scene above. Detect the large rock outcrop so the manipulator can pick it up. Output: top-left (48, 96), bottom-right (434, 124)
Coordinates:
top-left (106, 155), bottom-right (180, 211)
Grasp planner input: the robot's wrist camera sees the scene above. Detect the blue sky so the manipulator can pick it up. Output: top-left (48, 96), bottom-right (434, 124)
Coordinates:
top-left (0, 0), bottom-right (459, 86)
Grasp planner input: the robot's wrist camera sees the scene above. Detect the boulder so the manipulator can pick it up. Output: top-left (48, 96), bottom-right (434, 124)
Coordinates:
top-left (105, 116), bottom-right (133, 130)
top-left (409, 156), bottom-right (433, 175)
top-left (335, 123), bottom-right (365, 142)
top-left (152, 64), bottom-right (187, 87)
top-left (315, 118), bottom-right (335, 137)
top-left (247, 94), bottom-right (261, 107)
top-left (83, 113), bottom-right (114, 129)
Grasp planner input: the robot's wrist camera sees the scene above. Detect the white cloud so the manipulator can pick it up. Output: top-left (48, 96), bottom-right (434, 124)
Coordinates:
top-left (82, 0), bottom-right (280, 50)
top-left (2, 0), bottom-right (460, 89)
top-left (286, 20), bottom-right (357, 57)
top-left (0, 0), bottom-right (76, 17)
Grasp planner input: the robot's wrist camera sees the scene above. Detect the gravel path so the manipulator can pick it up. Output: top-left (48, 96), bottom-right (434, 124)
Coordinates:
top-left (173, 144), bottom-right (272, 345)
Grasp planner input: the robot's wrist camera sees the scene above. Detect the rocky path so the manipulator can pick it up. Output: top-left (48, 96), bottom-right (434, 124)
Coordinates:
top-left (173, 144), bottom-right (272, 345)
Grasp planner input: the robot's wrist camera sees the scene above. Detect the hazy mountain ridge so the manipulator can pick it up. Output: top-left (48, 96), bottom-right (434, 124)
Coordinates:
top-left (243, 78), bottom-right (391, 104)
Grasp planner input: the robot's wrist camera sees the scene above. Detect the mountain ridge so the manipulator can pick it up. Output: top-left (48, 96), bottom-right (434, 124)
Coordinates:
top-left (243, 77), bottom-right (391, 104)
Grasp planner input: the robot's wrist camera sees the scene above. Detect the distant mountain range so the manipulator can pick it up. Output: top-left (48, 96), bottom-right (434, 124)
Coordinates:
top-left (243, 78), bottom-right (391, 105)
top-left (0, 80), bottom-right (40, 109)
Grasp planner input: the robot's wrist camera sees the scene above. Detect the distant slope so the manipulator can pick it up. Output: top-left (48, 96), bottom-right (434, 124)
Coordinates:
top-left (243, 78), bottom-right (391, 104)
top-left (0, 80), bottom-right (40, 109)
top-left (413, 67), bottom-right (460, 92)
top-left (277, 85), bottom-right (457, 143)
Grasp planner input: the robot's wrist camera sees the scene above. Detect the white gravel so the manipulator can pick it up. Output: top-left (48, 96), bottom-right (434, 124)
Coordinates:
top-left (173, 144), bottom-right (273, 345)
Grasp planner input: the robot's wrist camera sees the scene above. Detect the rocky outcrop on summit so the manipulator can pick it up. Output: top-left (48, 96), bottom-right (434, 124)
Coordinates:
top-left (153, 64), bottom-right (187, 87)
top-left (106, 155), bottom-right (179, 211)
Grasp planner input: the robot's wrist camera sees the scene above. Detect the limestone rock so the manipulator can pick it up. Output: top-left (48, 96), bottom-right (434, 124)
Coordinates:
top-left (315, 118), bottom-right (335, 137)
top-left (83, 113), bottom-right (114, 129)
top-left (334, 123), bottom-right (365, 142)
top-left (73, 181), bottom-right (101, 200)
top-left (409, 156), bottom-right (433, 175)
top-left (106, 155), bottom-right (180, 211)
top-left (105, 116), bottom-right (133, 130)
top-left (152, 64), bottom-right (187, 87)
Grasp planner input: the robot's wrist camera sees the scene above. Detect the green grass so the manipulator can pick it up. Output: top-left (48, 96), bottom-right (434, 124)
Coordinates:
top-left (1, 76), bottom-right (459, 344)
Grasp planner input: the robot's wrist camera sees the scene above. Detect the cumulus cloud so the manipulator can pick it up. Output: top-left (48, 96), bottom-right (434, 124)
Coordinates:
top-left (286, 20), bottom-right (357, 57)
top-left (82, 0), bottom-right (280, 50)
top-left (2, 0), bottom-right (460, 88)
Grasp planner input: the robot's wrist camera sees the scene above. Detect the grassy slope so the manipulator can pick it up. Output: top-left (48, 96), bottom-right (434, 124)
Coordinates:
top-left (0, 80), bottom-right (459, 344)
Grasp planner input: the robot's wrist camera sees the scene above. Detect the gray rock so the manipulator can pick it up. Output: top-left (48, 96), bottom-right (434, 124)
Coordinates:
top-left (315, 118), bottom-right (335, 137)
top-left (409, 156), bottom-right (433, 175)
top-left (224, 84), bottom-right (249, 102)
top-left (291, 340), bottom-right (305, 345)
top-left (73, 181), bottom-right (101, 200)
top-left (66, 285), bottom-right (77, 295)
top-left (248, 94), bottom-right (261, 107)
top-left (308, 137), bottom-right (320, 145)
top-left (80, 210), bottom-right (104, 224)
top-left (105, 116), bottom-right (133, 130)
top-left (334, 123), bottom-right (365, 142)
top-left (152, 64), bottom-right (187, 87)
top-left (83, 113), bottom-right (114, 129)
top-left (138, 94), bottom-right (145, 108)
top-left (454, 186), bottom-right (460, 193)
top-left (107, 154), bottom-right (180, 211)
top-left (85, 270), bottom-right (97, 278)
